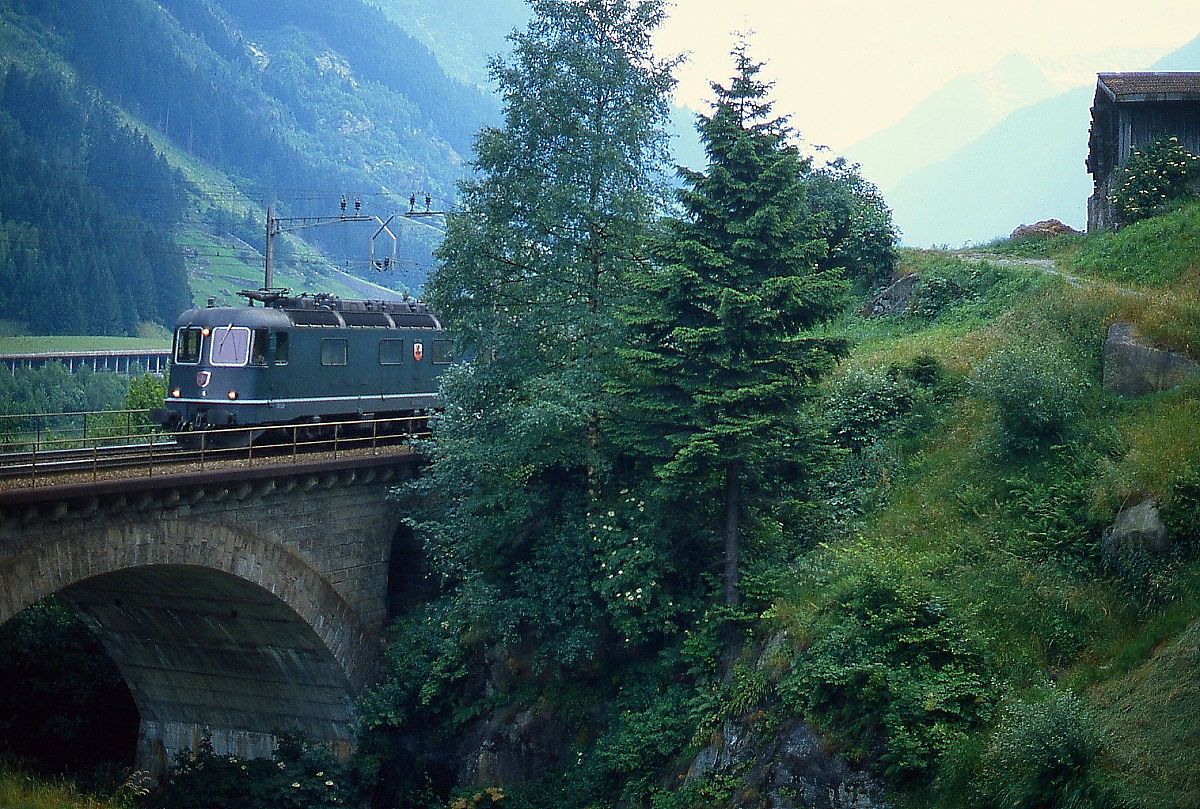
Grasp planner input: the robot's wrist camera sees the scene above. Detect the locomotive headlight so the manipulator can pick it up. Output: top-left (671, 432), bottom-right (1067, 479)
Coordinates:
top-left (201, 327), bottom-right (211, 336)
top-left (171, 388), bottom-right (181, 398)
top-left (227, 390), bottom-right (238, 401)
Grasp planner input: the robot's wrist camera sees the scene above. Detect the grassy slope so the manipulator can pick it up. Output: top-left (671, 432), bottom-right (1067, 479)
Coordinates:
top-left (783, 201), bottom-right (1200, 807)
top-left (137, 124), bottom-right (387, 308)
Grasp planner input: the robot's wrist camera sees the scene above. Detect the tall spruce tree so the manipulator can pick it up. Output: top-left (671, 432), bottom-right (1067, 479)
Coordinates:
top-left (414, 0), bottom-right (676, 664)
top-left (616, 43), bottom-right (849, 609)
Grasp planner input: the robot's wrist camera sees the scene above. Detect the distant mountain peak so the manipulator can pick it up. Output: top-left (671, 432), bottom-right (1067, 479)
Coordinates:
top-left (844, 45), bottom-right (1174, 196)
top-left (876, 33), bottom-right (1200, 247)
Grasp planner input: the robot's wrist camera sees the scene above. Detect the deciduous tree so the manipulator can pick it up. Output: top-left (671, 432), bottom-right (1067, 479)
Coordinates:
top-left (414, 0), bottom-right (677, 664)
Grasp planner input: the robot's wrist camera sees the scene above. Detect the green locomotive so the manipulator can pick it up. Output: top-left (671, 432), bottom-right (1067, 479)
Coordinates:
top-left (153, 290), bottom-right (451, 444)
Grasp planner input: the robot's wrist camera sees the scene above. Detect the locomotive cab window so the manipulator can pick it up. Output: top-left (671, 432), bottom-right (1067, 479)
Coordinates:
top-left (272, 332), bottom-right (289, 365)
top-left (379, 339), bottom-right (405, 365)
top-left (431, 339), bottom-right (454, 365)
top-left (210, 326), bottom-right (252, 367)
top-left (250, 328), bottom-right (269, 366)
top-left (174, 327), bottom-right (203, 365)
top-left (321, 338), bottom-right (348, 366)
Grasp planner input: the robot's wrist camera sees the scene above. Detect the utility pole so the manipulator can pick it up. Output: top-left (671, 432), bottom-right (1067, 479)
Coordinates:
top-left (261, 199), bottom-right (394, 290)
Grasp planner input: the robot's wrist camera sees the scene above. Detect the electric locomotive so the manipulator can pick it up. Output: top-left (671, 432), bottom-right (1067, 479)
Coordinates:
top-left (153, 290), bottom-right (451, 444)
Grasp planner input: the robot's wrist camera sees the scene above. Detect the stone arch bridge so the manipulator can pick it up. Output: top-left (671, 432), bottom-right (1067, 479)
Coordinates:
top-left (0, 451), bottom-right (422, 775)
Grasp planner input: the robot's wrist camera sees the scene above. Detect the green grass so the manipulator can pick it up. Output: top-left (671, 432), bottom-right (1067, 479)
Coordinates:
top-left (176, 225), bottom-right (376, 308)
top-left (1069, 200), bottom-right (1200, 286)
top-left (1094, 613), bottom-right (1200, 809)
top-left (0, 764), bottom-right (143, 809)
top-left (778, 210), bottom-right (1200, 807)
top-left (0, 336), bottom-right (170, 354)
top-left (131, 113), bottom-right (393, 309)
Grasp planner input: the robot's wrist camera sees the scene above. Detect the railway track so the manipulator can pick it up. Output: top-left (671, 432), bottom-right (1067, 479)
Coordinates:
top-left (0, 411), bottom-right (426, 489)
top-left (0, 440), bottom-right (183, 482)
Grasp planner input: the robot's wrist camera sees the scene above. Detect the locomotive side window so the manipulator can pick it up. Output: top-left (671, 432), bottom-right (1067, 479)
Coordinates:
top-left (174, 327), bottom-right (203, 365)
top-left (321, 338), bottom-right (348, 366)
top-left (273, 332), bottom-right (289, 365)
top-left (250, 329), bottom-right (269, 366)
top-left (378, 339), bottom-right (405, 365)
top-left (210, 326), bottom-right (252, 366)
top-left (431, 339), bottom-right (454, 365)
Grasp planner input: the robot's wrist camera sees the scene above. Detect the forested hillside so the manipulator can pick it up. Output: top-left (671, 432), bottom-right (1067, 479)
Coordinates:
top-left (0, 64), bottom-right (191, 334)
top-left (0, 0), bottom-right (505, 336)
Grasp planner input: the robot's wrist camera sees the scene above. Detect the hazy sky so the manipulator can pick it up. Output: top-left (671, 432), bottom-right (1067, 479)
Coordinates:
top-left (654, 0), bottom-right (1200, 150)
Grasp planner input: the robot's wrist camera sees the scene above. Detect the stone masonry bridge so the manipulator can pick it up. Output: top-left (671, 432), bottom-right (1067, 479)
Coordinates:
top-left (0, 450), bottom-right (422, 776)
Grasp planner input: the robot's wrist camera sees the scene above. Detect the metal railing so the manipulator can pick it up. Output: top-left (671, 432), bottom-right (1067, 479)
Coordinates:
top-left (0, 409), bottom-right (162, 454)
top-left (0, 411), bottom-right (429, 489)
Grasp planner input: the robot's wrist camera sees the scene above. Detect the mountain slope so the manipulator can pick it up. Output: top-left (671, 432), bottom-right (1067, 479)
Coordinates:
top-left (877, 34), bottom-right (1200, 246)
top-left (374, 0), bottom-right (529, 87)
top-left (0, 0), bottom-right (508, 334)
top-left (846, 54), bottom-right (1064, 191)
top-left (845, 48), bottom-right (1166, 194)
top-left (886, 86), bottom-right (1094, 246)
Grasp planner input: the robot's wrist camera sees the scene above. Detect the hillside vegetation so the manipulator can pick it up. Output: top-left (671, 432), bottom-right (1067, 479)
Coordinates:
top-left (777, 203), bottom-right (1200, 806)
top-left (344, 3), bottom-right (1200, 806)
top-left (360, 202), bottom-right (1200, 809)
top-left (8, 203), bottom-right (1195, 805)
top-left (2, 3), bottom-right (1199, 808)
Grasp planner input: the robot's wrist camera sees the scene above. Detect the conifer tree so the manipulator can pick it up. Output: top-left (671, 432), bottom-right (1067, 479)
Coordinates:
top-left (617, 42), bottom-right (849, 608)
top-left (414, 0), bottom-right (676, 662)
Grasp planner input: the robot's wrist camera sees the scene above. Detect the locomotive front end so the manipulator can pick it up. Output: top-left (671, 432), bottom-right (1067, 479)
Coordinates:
top-left (153, 305), bottom-right (290, 439)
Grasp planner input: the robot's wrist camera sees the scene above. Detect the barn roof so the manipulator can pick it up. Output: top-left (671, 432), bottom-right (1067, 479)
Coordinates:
top-left (1097, 72), bottom-right (1200, 102)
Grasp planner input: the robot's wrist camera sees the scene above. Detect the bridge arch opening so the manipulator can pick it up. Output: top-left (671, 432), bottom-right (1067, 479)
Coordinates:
top-left (0, 596), bottom-right (139, 776)
top-left (59, 564), bottom-right (358, 775)
top-left (0, 516), bottom-right (378, 777)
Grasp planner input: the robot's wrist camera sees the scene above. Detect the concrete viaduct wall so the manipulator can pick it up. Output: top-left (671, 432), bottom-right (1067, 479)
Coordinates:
top-left (0, 454), bottom-right (420, 775)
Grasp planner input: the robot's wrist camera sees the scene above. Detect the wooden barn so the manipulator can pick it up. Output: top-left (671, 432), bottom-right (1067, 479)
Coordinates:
top-left (1086, 71), bottom-right (1200, 231)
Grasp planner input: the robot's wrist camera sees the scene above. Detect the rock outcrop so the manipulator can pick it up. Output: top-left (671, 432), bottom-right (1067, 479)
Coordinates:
top-left (687, 718), bottom-right (889, 809)
top-left (1102, 322), bottom-right (1199, 396)
top-left (865, 274), bottom-right (918, 317)
top-left (455, 703), bottom-right (574, 787)
top-left (1102, 498), bottom-right (1171, 561)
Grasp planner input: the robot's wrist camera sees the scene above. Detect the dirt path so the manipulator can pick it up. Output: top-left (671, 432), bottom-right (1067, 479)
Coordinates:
top-left (960, 252), bottom-right (1118, 291)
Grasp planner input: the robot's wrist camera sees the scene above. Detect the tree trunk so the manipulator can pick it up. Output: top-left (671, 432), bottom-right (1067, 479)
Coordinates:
top-left (723, 463), bottom-right (741, 608)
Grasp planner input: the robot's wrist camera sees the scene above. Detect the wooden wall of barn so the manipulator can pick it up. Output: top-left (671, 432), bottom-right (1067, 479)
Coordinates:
top-left (1089, 100), bottom-right (1200, 231)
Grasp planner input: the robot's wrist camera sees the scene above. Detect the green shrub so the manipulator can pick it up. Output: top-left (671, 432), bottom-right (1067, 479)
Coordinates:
top-left (976, 688), bottom-right (1111, 809)
top-left (359, 596), bottom-right (478, 734)
top-left (824, 368), bottom-right (915, 451)
top-left (1000, 450), bottom-right (1107, 568)
top-left (894, 353), bottom-right (946, 389)
top-left (911, 272), bottom-right (974, 320)
top-left (901, 255), bottom-right (1036, 323)
top-left (776, 574), bottom-right (995, 783)
top-left (150, 735), bottom-right (360, 809)
top-left (969, 344), bottom-right (1086, 456)
top-left (1111, 135), bottom-right (1200, 225)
